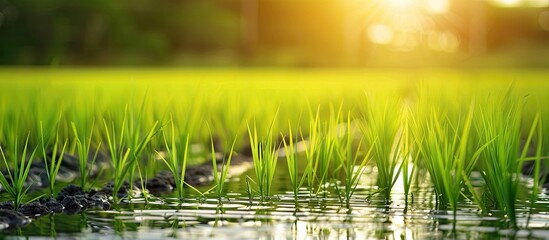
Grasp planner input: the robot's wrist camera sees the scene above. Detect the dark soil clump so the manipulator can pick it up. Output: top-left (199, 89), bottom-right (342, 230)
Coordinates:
top-left (18, 202), bottom-right (50, 217)
top-left (143, 176), bottom-right (174, 195)
top-left (57, 185), bottom-right (86, 200)
top-left (99, 181), bottom-right (142, 199)
top-left (56, 185), bottom-right (111, 214)
top-left (60, 196), bottom-right (85, 214)
top-left (185, 165), bottom-right (214, 186)
top-left (39, 198), bottom-right (64, 213)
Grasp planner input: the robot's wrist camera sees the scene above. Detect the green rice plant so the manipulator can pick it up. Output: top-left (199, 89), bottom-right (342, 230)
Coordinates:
top-left (103, 105), bottom-right (159, 199)
top-left (318, 105), bottom-right (343, 192)
top-left (358, 95), bottom-right (404, 199)
top-left (40, 122), bottom-right (68, 197)
top-left (209, 132), bottom-right (237, 201)
top-left (538, 105), bottom-right (549, 181)
top-left (415, 104), bottom-right (489, 214)
top-left (123, 100), bottom-right (161, 192)
top-left (301, 105), bottom-right (341, 195)
top-left (157, 115), bottom-right (190, 200)
top-left (71, 120), bottom-right (101, 192)
top-left (476, 93), bottom-right (538, 228)
top-left (301, 107), bottom-right (320, 193)
top-left (247, 118), bottom-right (279, 200)
top-left (281, 122), bottom-right (304, 201)
top-left (0, 135), bottom-right (38, 210)
top-left (103, 117), bottom-right (132, 199)
top-left (136, 162), bottom-right (152, 204)
top-left (400, 107), bottom-right (418, 203)
top-left (526, 112), bottom-right (543, 227)
top-left (336, 113), bottom-right (375, 208)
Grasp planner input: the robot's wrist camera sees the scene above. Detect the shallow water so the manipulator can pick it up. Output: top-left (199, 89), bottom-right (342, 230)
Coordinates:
top-left (3, 165), bottom-right (549, 239)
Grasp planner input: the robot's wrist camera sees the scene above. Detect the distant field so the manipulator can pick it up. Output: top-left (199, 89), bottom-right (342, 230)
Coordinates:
top-left (1, 67), bottom-right (547, 123)
top-left (0, 67), bottom-right (546, 153)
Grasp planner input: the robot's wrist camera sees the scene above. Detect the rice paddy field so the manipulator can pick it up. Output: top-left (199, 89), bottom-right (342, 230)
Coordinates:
top-left (1, 67), bottom-right (549, 239)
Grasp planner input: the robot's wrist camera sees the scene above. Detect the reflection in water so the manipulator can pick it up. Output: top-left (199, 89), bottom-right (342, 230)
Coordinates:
top-left (6, 166), bottom-right (549, 239)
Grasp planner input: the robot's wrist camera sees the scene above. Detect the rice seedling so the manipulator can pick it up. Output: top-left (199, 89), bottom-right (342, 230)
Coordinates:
top-left (537, 105), bottom-right (549, 182)
top-left (0, 135), bottom-right (38, 210)
top-left (157, 114), bottom-right (190, 200)
top-left (40, 122), bottom-right (68, 197)
top-left (319, 105), bottom-right (344, 193)
top-left (526, 112), bottom-right (543, 227)
top-left (301, 105), bottom-right (341, 195)
top-left (136, 162), bottom-right (152, 204)
top-left (71, 120), bottom-right (101, 192)
top-left (336, 113), bottom-right (375, 208)
top-left (414, 104), bottom-right (490, 215)
top-left (247, 117), bottom-right (279, 200)
top-left (400, 107), bottom-right (417, 203)
top-left (281, 122), bottom-right (301, 200)
top-left (358, 95), bottom-right (404, 200)
top-left (301, 107), bottom-right (320, 194)
top-left (123, 99), bottom-right (161, 192)
top-left (475, 92), bottom-right (538, 228)
top-left (103, 105), bottom-right (159, 199)
top-left (209, 131), bottom-right (237, 201)
top-left (103, 117), bottom-right (132, 199)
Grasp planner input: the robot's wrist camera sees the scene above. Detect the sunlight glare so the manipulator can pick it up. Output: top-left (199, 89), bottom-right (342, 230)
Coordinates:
top-left (491, 0), bottom-right (522, 7)
top-left (425, 0), bottom-right (449, 14)
top-left (368, 24), bottom-right (394, 44)
top-left (388, 0), bottom-right (415, 8)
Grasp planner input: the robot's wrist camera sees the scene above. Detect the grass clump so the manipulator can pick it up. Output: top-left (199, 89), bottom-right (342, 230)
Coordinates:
top-left (358, 95), bottom-right (404, 200)
top-left (302, 106), bottom-right (340, 195)
top-left (157, 115), bottom-right (190, 200)
top-left (103, 117), bottom-right (132, 199)
top-left (122, 101), bottom-right (161, 194)
top-left (476, 93), bottom-right (538, 228)
top-left (40, 122), bottom-right (68, 197)
top-left (209, 133), bottom-right (237, 201)
top-left (103, 106), bottom-right (159, 199)
top-left (247, 119), bottom-right (279, 200)
top-left (0, 136), bottom-right (38, 210)
top-left (414, 104), bottom-right (489, 214)
top-left (281, 122), bottom-right (302, 201)
top-left (71, 120), bottom-right (101, 192)
top-left (336, 113), bottom-right (374, 208)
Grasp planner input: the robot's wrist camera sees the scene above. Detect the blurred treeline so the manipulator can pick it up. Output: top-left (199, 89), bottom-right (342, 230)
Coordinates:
top-left (0, 0), bottom-right (241, 65)
top-left (1, 0), bottom-right (549, 67)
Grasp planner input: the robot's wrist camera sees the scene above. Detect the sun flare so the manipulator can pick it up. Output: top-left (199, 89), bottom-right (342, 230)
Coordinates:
top-left (388, 0), bottom-right (415, 8)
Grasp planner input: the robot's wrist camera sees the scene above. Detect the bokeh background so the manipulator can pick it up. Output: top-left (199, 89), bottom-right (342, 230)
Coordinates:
top-left (0, 0), bottom-right (548, 67)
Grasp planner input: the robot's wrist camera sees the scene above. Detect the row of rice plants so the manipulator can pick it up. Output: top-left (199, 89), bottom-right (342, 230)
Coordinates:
top-left (0, 73), bottom-right (547, 231)
top-left (248, 92), bottom-right (548, 229)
